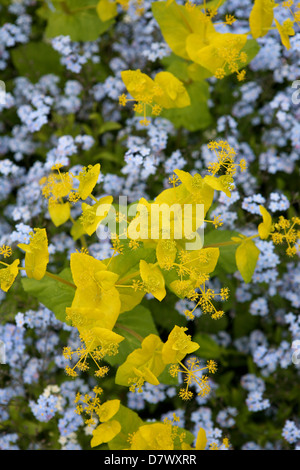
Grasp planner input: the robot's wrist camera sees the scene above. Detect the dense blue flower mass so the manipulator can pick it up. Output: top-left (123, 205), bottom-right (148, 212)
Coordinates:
top-left (0, 0), bottom-right (299, 451)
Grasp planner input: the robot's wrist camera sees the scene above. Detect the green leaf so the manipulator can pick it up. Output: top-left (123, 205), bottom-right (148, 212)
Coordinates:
top-left (249, 0), bottom-right (275, 39)
top-left (151, 1), bottom-right (193, 60)
top-left (105, 245), bottom-right (156, 313)
top-left (205, 0), bottom-right (227, 7)
top-left (193, 333), bottom-right (222, 359)
top-left (161, 81), bottom-right (212, 131)
top-left (42, 0), bottom-right (114, 41)
top-left (204, 229), bottom-right (240, 274)
top-left (11, 42), bottom-right (63, 83)
top-left (107, 305), bottom-right (158, 366)
top-left (235, 238), bottom-right (260, 283)
top-left (161, 54), bottom-right (190, 81)
top-left (237, 39), bottom-right (260, 68)
top-left (21, 269), bottom-right (75, 323)
top-left (108, 405), bottom-right (143, 450)
top-left (99, 121), bottom-right (122, 134)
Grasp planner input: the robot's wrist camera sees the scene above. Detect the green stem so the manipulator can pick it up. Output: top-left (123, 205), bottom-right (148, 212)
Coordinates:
top-left (80, 235), bottom-right (88, 250)
top-left (115, 323), bottom-right (143, 342)
top-left (45, 271), bottom-right (76, 289)
top-left (203, 240), bottom-right (238, 248)
top-left (204, 234), bottom-right (259, 249)
top-left (116, 270), bottom-right (140, 285)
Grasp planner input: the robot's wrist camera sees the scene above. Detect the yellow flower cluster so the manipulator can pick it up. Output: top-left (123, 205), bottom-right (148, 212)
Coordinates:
top-left (119, 69), bottom-right (190, 126)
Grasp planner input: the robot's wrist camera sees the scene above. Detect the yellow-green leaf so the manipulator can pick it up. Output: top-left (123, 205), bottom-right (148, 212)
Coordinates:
top-left (258, 205), bottom-right (272, 240)
top-left (235, 239), bottom-right (260, 283)
top-left (96, 0), bottom-right (118, 22)
top-left (249, 0), bottom-right (276, 39)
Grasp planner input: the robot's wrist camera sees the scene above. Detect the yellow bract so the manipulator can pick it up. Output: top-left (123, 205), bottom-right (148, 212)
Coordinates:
top-left (0, 259), bottom-right (20, 292)
top-left (96, 0), bottom-right (118, 21)
top-left (182, 427), bottom-right (207, 450)
top-left (91, 420), bottom-right (121, 448)
top-left (275, 18), bottom-right (295, 50)
top-left (162, 326), bottom-right (199, 364)
top-left (97, 399), bottom-right (120, 423)
top-left (153, 71), bottom-right (190, 109)
top-left (181, 247), bottom-right (220, 279)
top-left (77, 164), bottom-right (101, 201)
top-left (115, 334), bottom-right (165, 388)
top-left (130, 422), bottom-right (174, 450)
top-left (80, 195), bottom-right (113, 236)
top-left (258, 205), bottom-right (273, 240)
top-left (139, 260), bottom-right (166, 301)
top-left (204, 174), bottom-right (233, 198)
top-left (121, 69), bottom-right (156, 101)
top-left (88, 327), bottom-right (124, 350)
top-left (152, 1), bottom-right (248, 80)
top-left (68, 253), bottom-right (121, 344)
top-left (120, 69), bottom-right (190, 123)
top-left (18, 228), bottom-right (49, 281)
top-left (48, 200), bottom-right (70, 227)
top-left (186, 32), bottom-right (247, 75)
top-left (156, 239), bottom-right (177, 270)
top-left (174, 170), bottom-right (215, 215)
top-left (249, 0), bottom-right (277, 39)
top-left (195, 427), bottom-right (207, 450)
